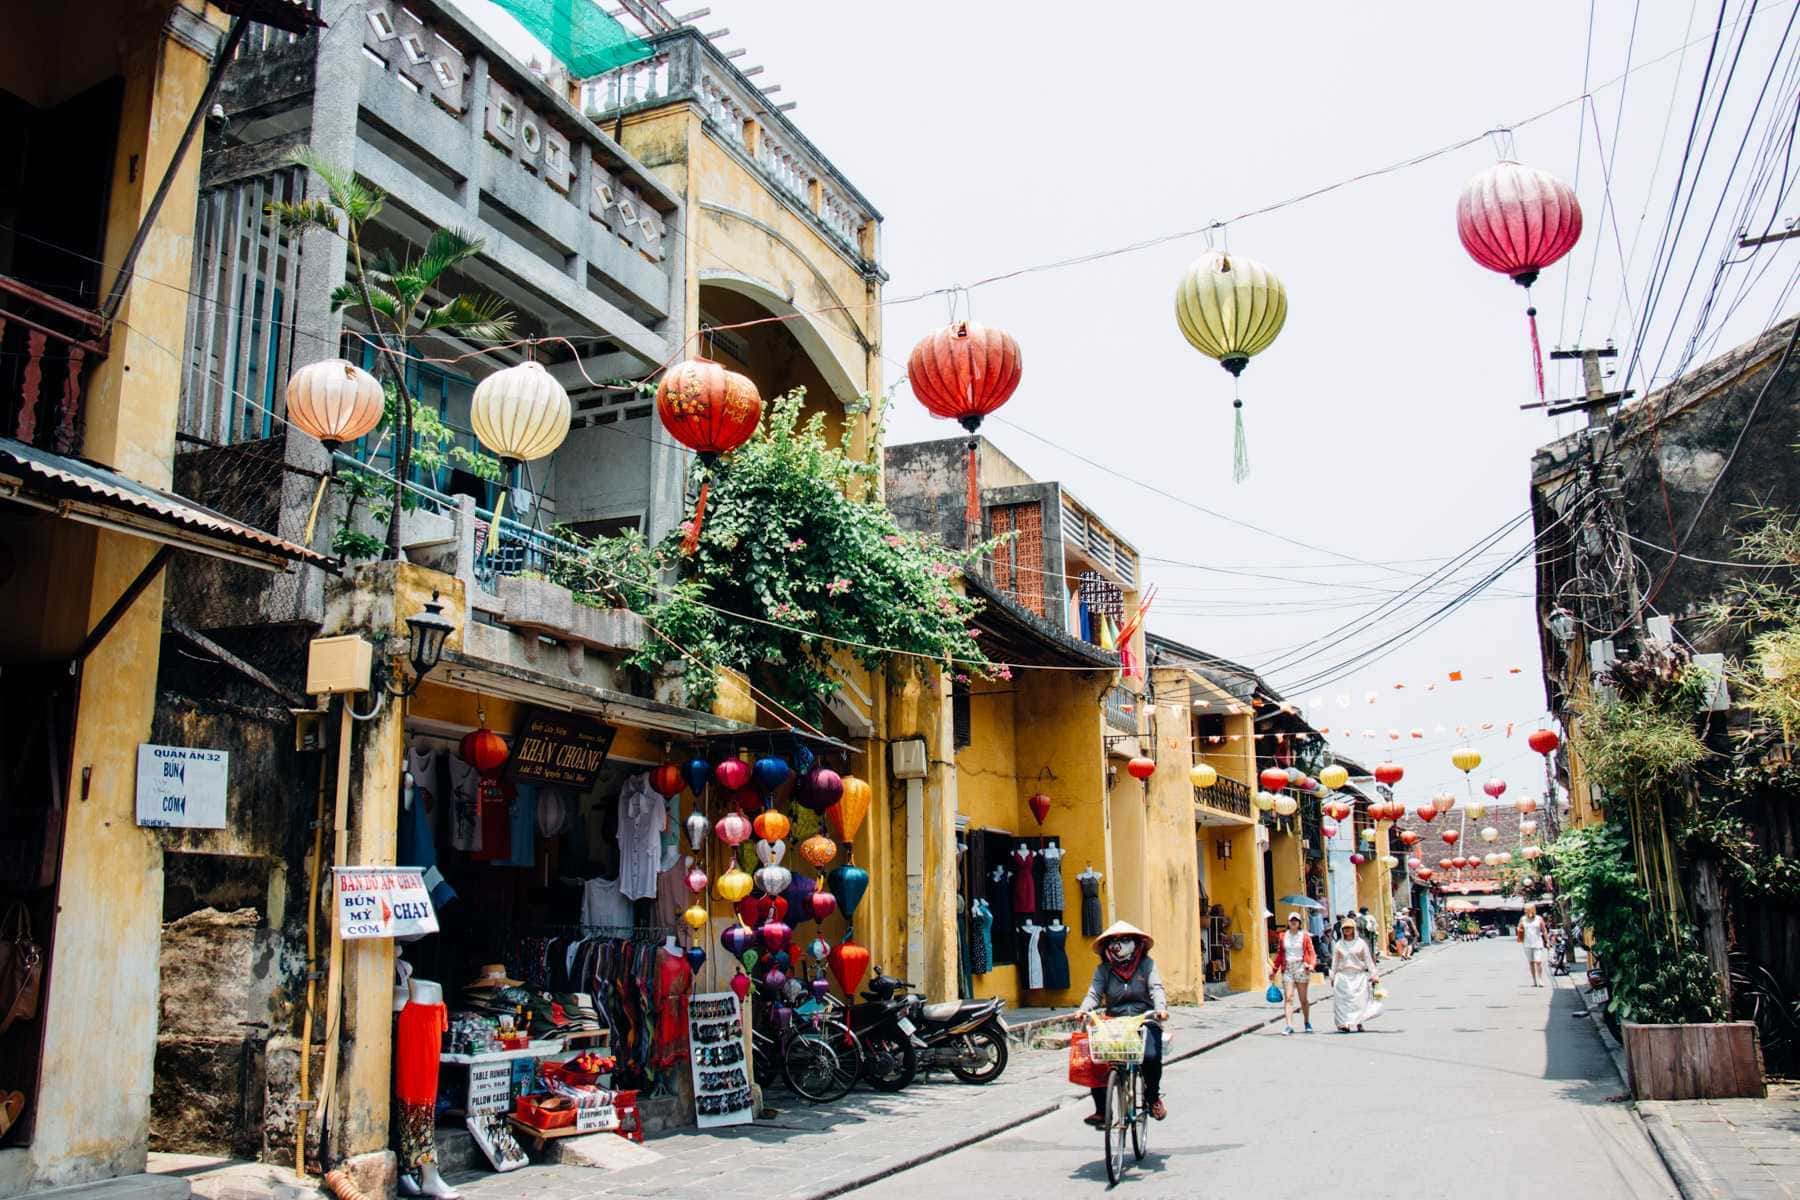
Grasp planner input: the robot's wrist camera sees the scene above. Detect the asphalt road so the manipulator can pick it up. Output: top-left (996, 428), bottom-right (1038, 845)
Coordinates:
top-left (849, 938), bottom-right (1678, 1200)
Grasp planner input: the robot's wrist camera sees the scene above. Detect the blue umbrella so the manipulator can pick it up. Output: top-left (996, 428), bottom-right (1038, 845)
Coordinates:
top-left (1277, 895), bottom-right (1324, 910)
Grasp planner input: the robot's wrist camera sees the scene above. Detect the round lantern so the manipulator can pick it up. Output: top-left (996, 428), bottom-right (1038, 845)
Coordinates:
top-left (800, 834), bottom-right (838, 868)
top-left (756, 865), bottom-right (793, 896)
top-left (1466, 801), bottom-right (1486, 821)
top-left (753, 809), bottom-right (791, 843)
top-left (1027, 792), bottom-right (1053, 825)
top-left (459, 727), bottom-right (508, 777)
top-left (808, 937), bottom-right (831, 963)
top-left (1273, 794), bottom-right (1298, 817)
top-left (809, 891), bottom-right (837, 921)
top-left (1175, 250), bottom-right (1288, 482)
top-left (1442, 829), bottom-right (1460, 846)
top-left (716, 866), bottom-right (754, 903)
top-left (1481, 826), bottom-right (1499, 843)
top-left (1499, 850), bottom-right (1513, 864)
top-left (1416, 803), bottom-right (1437, 823)
top-left (1456, 160), bottom-right (1583, 402)
top-left (1518, 796), bottom-right (1539, 814)
top-left (1298, 775), bottom-right (1317, 792)
top-left (827, 776), bottom-right (872, 844)
top-left (1399, 830), bottom-right (1420, 847)
top-left (1126, 756), bottom-right (1156, 783)
top-left (649, 762), bottom-right (685, 800)
top-left (1436, 791), bottom-right (1457, 814)
top-left (1438, 857), bottom-right (1454, 870)
top-left (715, 758), bottom-right (751, 791)
top-left (472, 360), bottom-right (572, 465)
top-left (720, 924), bottom-right (755, 958)
top-left (1483, 852), bottom-right (1502, 867)
top-left (685, 810), bottom-right (709, 851)
top-left (908, 321), bottom-right (1024, 536)
top-left (1360, 827), bottom-right (1377, 843)
top-left (759, 921), bottom-right (792, 953)
top-left (1482, 778), bottom-right (1507, 800)
top-left (1522, 845), bottom-right (1543, 860)
top-left (1322, 821), bottom-right (1339, 838)
top-left (1189, 762), bottom-right (1219, 790)
top-left (1319, 764), bottom-right (1349, 791)
top-left (655, 358), bottom-right (764, 552)
top-left (1418, 868), bottom-right (1434, 881)
top-left (1379, 854), bottom-right (1398, 869)
top-left (752, 756), bottom-right (791, 796)
top-left (1528, 728), bottom-right (1562, 757)
top-left (683, 756), bottom-right (712, 798)
top-left (1254, 791), bottom-right (1277, 812)
top-left (796, 767), bottom-right (844, 814)
top-left (1451, 747), bottom-right (1482, 774)
top-left (1259, 767), bottom-right (1290, 792)
top-left (1349, 852), bottom-right (1367, 866)
top-left (285, 358), bottom-right (384, 451)
top-left (1407, 855), bottom-right (1423, 870)
top-left (682, 904), bottom-right (709, 930)
top-left (715, 811), bottom-right (751, 847)
top-left (1521, 819), bottom-right (1538, 837)
top-left (1325, 800), bottom-right (1351, 822)
top-left (685, 865), bottom-right (708, 894)
top-left (1374, 761), bottom-right (1404, 786)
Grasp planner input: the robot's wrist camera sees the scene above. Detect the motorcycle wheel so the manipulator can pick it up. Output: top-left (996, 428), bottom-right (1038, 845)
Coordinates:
top-left (860, 1031), bottom-right (918, 1092)
top-left (948, 1024), bottom-right (1009, 1084)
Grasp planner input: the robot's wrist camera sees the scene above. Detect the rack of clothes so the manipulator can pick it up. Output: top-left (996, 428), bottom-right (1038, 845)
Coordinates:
top-left (961, 830), bottom-right (1073, 993)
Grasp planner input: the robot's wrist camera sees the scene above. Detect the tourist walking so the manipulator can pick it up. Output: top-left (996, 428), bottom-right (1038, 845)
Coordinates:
top-left (1271, 912), bottom-right (1316, 1034)
top-left (1331, 915), bottom-right (1382, 1032)
top-left (1518, 903), bottom-right (1550, 987)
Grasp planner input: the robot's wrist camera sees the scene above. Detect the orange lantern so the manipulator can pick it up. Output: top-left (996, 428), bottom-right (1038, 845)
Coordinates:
top-left (649, 763), bottom-right (686, 799)
top-left (655, 359), bottom-right (764, 553)
top-left (460, 727), bottom-right (508, 777)
top-left (908, 321), bottom-right (1023, 542)
top-left (753, 809), bottom-right (791, 843)
top-left (828, 775), bottom-right (872, 844)
top-left (800, 834), bottom-right (838, 869)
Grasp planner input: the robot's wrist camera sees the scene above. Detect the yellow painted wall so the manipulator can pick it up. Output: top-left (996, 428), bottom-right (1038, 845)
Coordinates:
top-left (1197, 824), bottom-right (1268, 994)
top-left (1109, 692), bottom-right (1203, 1003)
top-left (1269, 829), bottom-right (1306, 919)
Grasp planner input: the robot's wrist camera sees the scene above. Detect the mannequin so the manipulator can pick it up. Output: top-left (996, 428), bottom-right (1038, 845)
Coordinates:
top-left (396, 977), bottom-right (459, 1199)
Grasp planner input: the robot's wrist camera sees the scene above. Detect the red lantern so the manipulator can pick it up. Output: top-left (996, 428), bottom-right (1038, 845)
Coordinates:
top-left (908, 321), bottom-right (1023, 542)
top-left (1127, 757), bottom-right (1156, 782)
top-left (1528, 728), bottom-right (1561, 757)
top-left (1259, 767), bottom-right (1290, 792)
top-left (1482, 778), bottom-right (1507, 800)
top-left (655, 359), bottom-right (764, 553)
top-left (1374, 762), bottom-right (1404, 787)
top-left (1437, 857), bottom-right (1454, 870)
top-left (460, 727), bottom-right (509, 777)
top-left (649, 763), bottom-right (686, 799)
top-left (1456, 161), bottom-right (1582, 401)
top-left (1399, 830), bottom-right (1421, 847)
top-left (1418, 868), bottom-right (1435, 881)
top-left (715, 758), bottom-right (752, 791)
top-left (1442, 829), bottom-right (1460, 846)
top-left (1349, 852), bottom-right (1367, 866)
top-left (1416, 803), bottom-right (1437, 823)
top-left (1027, 793), bottom-right (1052, 826)
top-left (828, 938), bottom-right (871, 997)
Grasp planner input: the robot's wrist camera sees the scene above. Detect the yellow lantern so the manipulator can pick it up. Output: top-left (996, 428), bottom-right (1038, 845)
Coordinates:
top-left (1483, 852), bottom-right (1502, 867)
top-left (1273, 793), bottom-right (1298, 817)
top-left (1253, 790), bottom-right (1277, 812)
top-left (1359, 826), bottom-right (1377, 843)
top-left (1189, 762), bottom-right (1218, 789)
top-left (1319, 764), bottom-right (1349, 791)
top-left (1467, 801), bottom-right (1486, 821)
top-left (682, 904), bottom-right (709, 930)
top-left (1451, 747), bottom-right (1483, 774)
top-left (1378, 854), bottom-right (1398, 869)
top-left (716, 865), bottom-right (754, 903)
top-left (286, 358), bottom-right (384, 450)
top-left (1174, 250), bottom-right (1288, 482)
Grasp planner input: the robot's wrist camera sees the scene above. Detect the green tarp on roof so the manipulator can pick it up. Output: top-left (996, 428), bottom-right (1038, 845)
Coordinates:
top-left (490, 0), bottom-right (650, 78)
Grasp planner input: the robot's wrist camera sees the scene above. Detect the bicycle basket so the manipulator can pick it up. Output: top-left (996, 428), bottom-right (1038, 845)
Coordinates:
top-left (1087, 1016), bottom-right (1146, 1064)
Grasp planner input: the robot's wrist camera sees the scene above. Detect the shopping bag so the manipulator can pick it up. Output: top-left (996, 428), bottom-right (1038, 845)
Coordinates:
top-left (0, 905), bottom-right (42, 1035)
top-left (1067, 1030), bottom-right (1110, 1088)
top-left (1264, 983), bottom-right (1283, 1004)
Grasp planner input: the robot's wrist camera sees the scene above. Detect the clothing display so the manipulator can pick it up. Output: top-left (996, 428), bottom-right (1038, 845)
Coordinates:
top-left (502, 784), bottom-right (538, 868)
top-left (1077, 868), bottom-right (1103, 937)
top-left (511, 933), bottom-right (671, 1087)
top-left (1038, 843), bottom-right (1065, 911)
top-left (580, 875), bottom-right (632, 929)
top-left (969, 899), bottom-right (994, 975)
top-left (1040, 922), bottom-right (1070, 991)
top-left (468, 776), bottom-right (511, 863)
top-left (1009, 848), bottom-right (1037, 915)
top-left (1019, 921), bottom-right (1045, 990)
top-left (395, 997), bottom-right (448, 1170)
top-left (651, 946), bottom-right (693, 1068)
top-left (398, 747), bottom-right (456, 910)
top-left (616, 773), bottom-right (666, 902)
top-left (447, 756), bottom-right (482, 853)
top-left (985, 863), bottom-right (1016, 965)
top-left (654, 856), bottom-right (695, 947)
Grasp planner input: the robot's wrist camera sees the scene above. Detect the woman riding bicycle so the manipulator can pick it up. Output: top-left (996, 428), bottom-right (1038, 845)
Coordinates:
top-left (1078, 921), bottom-right (1169, 1125)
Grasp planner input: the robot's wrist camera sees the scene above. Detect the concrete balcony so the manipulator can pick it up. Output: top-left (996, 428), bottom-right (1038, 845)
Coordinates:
top-left (1196, 775), bottom-right (1255, 826)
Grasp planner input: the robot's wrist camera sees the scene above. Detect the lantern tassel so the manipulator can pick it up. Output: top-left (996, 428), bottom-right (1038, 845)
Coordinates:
top-left (1526, 303), bottom-right (1545, 402)
top-left (682, 479), bottom-right (710, 555)
top-left (1232, 396), bottom-right (1250, 484)
top-left (486, 490), bottom-right (507, 556)
top-left (302, 474), bottom-right (330, 547)
top-left (964, 438), bottom-right (980, 547)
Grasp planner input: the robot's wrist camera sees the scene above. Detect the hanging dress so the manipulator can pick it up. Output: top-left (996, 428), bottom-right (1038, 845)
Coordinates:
top-left (1038, 844), bottom-right (1065, 911)
top-left (1020, 922), bottom-right (1045, 989)
top-left (1077, 869), bottom-right (1103, 937)
top-left (1040, 923), bottom-right (1070, 991)
top-left (986, 862), bottom-right (1015, 965)
top-left (970, 899), bottom-right (994, 975)
top-left (395, 996), bottom-right (448, 1170)
top-left (1010, 848), bottom-right (1038, 916)
top-left (616, 773), bottom-right (666, 902)
top-left (651, 946), bottom-right (693, 1068)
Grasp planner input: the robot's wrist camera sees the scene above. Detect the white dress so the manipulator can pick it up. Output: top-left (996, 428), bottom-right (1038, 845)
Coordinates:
top-left (1331, 936), bottom-right (1382, 1029)
top-left (615, 772), bottom-right (667, 901)
top-left (1521, 916), bottom-right (1548, 963)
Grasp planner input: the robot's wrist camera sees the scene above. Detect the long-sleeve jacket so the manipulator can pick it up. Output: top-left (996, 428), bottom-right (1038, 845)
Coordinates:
top-left (1079, 956), bottom-right (1166, 1016)
top-left (1272, 931), bottom-right (1317, 972)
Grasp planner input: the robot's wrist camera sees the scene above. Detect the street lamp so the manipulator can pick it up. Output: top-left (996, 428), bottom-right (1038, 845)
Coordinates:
top-left (391, 591), bottom-right (455, 699)
top-left (1546, 606), bottom-right (1577, 645)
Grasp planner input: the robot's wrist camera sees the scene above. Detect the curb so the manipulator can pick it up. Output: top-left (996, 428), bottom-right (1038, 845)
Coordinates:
top-left (1571, 977), bottom-right (1711, 1199)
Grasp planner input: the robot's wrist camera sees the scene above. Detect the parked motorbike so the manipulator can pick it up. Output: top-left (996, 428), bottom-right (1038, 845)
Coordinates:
top-left (841, 973), bottom-right (918, 1092)
top-left (864, 972), bottom-right (1010, 1085)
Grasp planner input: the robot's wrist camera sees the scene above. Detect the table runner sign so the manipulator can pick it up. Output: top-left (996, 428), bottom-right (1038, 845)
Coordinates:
top-left (687, 991), bottom-right (752, 1129)
top-left (466, 1060), bottom-right (512, 1115)
top-left (333, 867), bottom-right (439, 940)
top-left (509, 710), bottom-right (616, 789)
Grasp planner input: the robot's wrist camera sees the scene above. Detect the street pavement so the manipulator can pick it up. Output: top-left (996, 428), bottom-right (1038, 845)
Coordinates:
top-left (851, 938), bottom-right (1677, 1200)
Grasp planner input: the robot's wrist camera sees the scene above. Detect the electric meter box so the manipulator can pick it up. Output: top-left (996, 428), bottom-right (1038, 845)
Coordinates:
top-left (306, 635), bottom-right (373, 695)
top-left (890, 738), bottom-right (928, 781)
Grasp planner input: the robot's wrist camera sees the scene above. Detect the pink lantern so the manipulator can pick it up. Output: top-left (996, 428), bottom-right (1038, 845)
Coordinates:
top-left (715, 811), bottom-right (751, 846)
top-left (1483, 778), bottom-right (1507, 800)
top-left (1349, 852), bottom-right (1367, 866)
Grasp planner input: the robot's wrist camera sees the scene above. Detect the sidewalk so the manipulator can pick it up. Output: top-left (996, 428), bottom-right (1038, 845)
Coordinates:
top-left (451, 951), bottom-right (1425, 1200)
top-left (1575, 980), bottom-right (1800, 1199)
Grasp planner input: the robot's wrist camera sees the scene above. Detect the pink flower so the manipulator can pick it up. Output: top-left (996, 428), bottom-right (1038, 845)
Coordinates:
top-left (995, 665), bottom-right (1013, 681)
top-left (929, 562), bottom-right (953, 577)
top-left (883, 534), bottom-right (904, 547)
top-left (936, 597), bottom-right (957, 616)
top-left (787, 537), bottom-right (808, 551)
top-left (826, 578), bottom-right (851, 595)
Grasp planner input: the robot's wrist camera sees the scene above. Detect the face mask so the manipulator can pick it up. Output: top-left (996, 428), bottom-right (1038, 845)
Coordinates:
top-left (1107, 941), bottom-right (1134, 962)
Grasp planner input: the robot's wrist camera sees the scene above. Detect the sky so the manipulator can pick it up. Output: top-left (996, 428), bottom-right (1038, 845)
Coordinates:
top-left (468, 0), bottom-right (1800, 803)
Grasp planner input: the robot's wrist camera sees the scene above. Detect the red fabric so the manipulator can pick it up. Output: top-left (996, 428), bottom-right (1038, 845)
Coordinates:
top-left (1527, 305), bottom-right (1545, 401)
top-left (1456, 161), bottom-right (1583, 282)
top-left (395, 1000), bottom-right (447, 1104)
top-left (1106, 937), bottom-right (1148, 982)
top-left (651, 948), bottom-right (692, 1068)
top-left (1272, 932), bottom-right (1317, 972)
top-left (1010, 849), bottom-right (1037, 916)
top-left (468, 778), bottom-right (511, 862)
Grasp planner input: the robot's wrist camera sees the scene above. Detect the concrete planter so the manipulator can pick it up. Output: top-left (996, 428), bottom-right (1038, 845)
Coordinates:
top-left (1623, 1020), bottom-right (1765, 1100)
top-left (570, 602), bottom-right (646, 652)
top-left (497, 574), bottom-right (576, 638)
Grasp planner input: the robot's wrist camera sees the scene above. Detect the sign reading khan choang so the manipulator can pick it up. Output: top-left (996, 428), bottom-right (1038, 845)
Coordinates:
top-left (509, 710), bottom-right (616, 789)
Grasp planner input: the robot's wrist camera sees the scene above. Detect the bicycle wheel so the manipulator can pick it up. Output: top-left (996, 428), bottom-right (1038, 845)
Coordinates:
top-left (1103, 1067), bottom-right (1128, 1186)
top-left (783, 1034), bottom-right (849, 1103)
top-left (821, 1017), bottom-right (864, 1095)
top-left (1130, 1064), bottom-right (1148, 1161)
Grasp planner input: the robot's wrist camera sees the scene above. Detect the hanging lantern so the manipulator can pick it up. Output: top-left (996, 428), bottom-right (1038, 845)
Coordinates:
top-left (1482, 778), bottom-right (1507, 800)
top-left (781, 875), bottom-right (815, 928)
top-left (1359, 826), bottom-right (1377, 843)
top-left (1273, 794), bottom-right (1298, 817)
top-left (827, 863), bottom-right (870, 920)
top-left (1379, 854), bottom-right (1399, 869)
top-left (731, 787), bottom-right (761, 818)
top-left (1127, 757), bottom-right (1156, 783)
top-left (469, 360), bottom-right (572, 542)
top-left (686, 946), bottom-right (706, 973)
top-left (684, 756), bottom-right (712, 798)
top-left (1350, 852), bottom-right (1367, 866)
top-left (796, 767), bottom-right (844, 814)
top-left (754, 838), bottom-right (786, 868)
top-left (1522, 845), bottom-right (1543, 860)
top-left (720, 923), bottom-right (755, 958)
top-left (1028, 792), bottom-right (1053, 825)
top-left (1437, 857), bottom-right (1455, 870)
top-left (1322, 821), bottom-right (1339, 838)
top-left (752, 756), bottom-right (791, 796)
top-left (759, 921), bottom-right (792, 953)
top-left (715, 811), bottom-right (751, 846)
top-left (1254, 791), bottom-right (1277, 813)
top-left (1455, 160), bottom-right (1582, 403)
top-left (753, 809), bottom-right (791, 843)
top-left (716, 865), bottom-right (754, 903)
top-left (459, 727), bottom-right (508, 777)
top-left (1325, 800), bottom-right (1351, 822)
top-left (1174, 250), bottom-right (1288, 482)
top-left (1517, 796), bottom-right (1539, 815)
top-left (685, 810), bottom-right (709, 852)
top-left (1467, 801), bottom-right (1487, 821)
top-left (655, 358), bottom-right (764, 553)
top-left (1298, 775), bottom-right (1318, 792)
top-left (286, 358), bottom-right (384, 451)
top-left (908, 321), bottom-right (1024, 543)
top-left (1499, 850), bottom-right (1513, 864)
top-left (1259, 767), bottom-right (1290, 792)
top-left (1436, 791), bottom-right (1457, 814)
top-left (1521, 819), bottom-right (1539, 837)
top-left (1189, 763), bottom-right (1219, 790)
top-left (1480, 826), bottom-right (1499, 843)
top-left (1416, 803), bottom-right (1437, 823)
top-left (1399, 830), bottom-right (1420, 847)
top-left (828, 938), bottom-right (871, 997)
top-left (828, 776), bottom-right (873, 844)
top-left (1528, 728), bottom-right (1561, 757)
top-left (1451, 747), bottom-right (1483, 774)
top-left (755, 864), bottom-right (793, 897)
top-left (1442, 829), bottom-right (1460, 846)
top-left (801, 834), bottom-right (838, 868)
top-left (1374, 762), bottom-right (1404, 787)
top-left (1418, 868), bottom-right (1434, 881)
top-left (649, 763), bottom-right (686, 800)
top-left (715, 758), bottom-right (752, 791)
top-left (1483, 852), bottom-right (1502, 867)
top-left (682, 904), bottom-right (709, 930)
top-left (809, 891), bottom-right (837, 921)
top-left (1319, 764), bottom-right (1349, 791)
top-left (808, 937), bottom-right (831, 964)
top-left (685, 865), bottom-right (709, 894)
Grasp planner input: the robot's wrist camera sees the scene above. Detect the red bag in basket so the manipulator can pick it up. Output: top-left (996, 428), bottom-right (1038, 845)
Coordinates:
top-left (1068, 1030), bottom-right (1110, 1088)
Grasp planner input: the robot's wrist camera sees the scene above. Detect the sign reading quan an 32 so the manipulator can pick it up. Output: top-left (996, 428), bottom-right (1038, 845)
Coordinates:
top-left (509, 710), bottom-right (615, 789)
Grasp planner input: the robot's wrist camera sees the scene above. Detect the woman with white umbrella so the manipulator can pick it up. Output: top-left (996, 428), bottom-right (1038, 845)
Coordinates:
top-left (1330, 914), bottom-right (1383, 1032)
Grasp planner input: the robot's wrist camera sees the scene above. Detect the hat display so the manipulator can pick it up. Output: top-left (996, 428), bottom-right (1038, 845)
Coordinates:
top-left (466, 963), bottom-right (524, 989)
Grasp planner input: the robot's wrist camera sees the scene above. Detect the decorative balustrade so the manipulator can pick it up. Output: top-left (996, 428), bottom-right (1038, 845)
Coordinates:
top-left (0, 275), bottom-right (106, 455)
top-left (1196, 776), bottom-right (1253, 819)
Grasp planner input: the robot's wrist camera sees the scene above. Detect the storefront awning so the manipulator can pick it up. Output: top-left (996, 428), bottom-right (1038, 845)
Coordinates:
top-left (435, 650), bottom-right (759, 739)
top-left (0, 437), bottom-right (330, 571)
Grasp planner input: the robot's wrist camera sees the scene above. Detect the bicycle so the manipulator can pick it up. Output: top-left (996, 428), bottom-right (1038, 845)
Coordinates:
top-left (1086, 1013), bottom-right (1150, 1186)
top-left (749, 999), bottom-right (864, 1104)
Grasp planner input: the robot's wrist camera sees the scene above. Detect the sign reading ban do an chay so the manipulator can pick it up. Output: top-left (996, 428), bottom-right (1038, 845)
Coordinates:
top-left (509, 710), bottom-right (615, 790)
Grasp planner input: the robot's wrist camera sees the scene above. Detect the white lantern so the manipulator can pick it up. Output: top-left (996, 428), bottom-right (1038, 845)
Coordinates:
top-left (1520, 820), bottom-right (1538, 836)
top-left (1499, 850), bottom-right (1513, 864)
top-left (685, 810), bottom-right (708, 851)
top-left (1379, 854), bottom-right (1398, 868)
top-left (471, 360), bottom-right (572, 465)
top-left (1522, 845), bottom-right (1542, 860)
top-left (1483, 852), bottom-right (1502, 867)
top-left (1273, 793), bottom-right (1298, 817)
top-left (1407, 856), bottom-right (1423, 870)
top-left (286, 357), bottom-right (384, 450)
top-left (755, 864), bottom-right (792, 896)
top-left (1480, 826), bottom-right (1499, 843)
top-left (1253, 790), bottom-right (1277, 812)
top-left (1360, 826), bottom-right (1377, 843)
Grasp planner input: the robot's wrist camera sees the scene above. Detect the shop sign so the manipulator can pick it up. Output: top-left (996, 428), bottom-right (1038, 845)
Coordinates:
top-left (466, 1060), bottom-right (512, 1114)
top-left (1077, 570), bottom-right (1124, 620)
top-left (333, 867), bottom-right (439, 940)
top-left (509, 710), bottom-right (615, 789)
top-left (135, 744), bottom-right (229, 829)
top-left (575, 1103), bottom-right (619, 1132)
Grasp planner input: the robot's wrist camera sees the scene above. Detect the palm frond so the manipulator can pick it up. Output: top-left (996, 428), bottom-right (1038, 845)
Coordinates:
top-left (266, 198), bottom-right (341, 236)
top-left (289, 147), bottom-right (385, 224)
top-left (420, 293), bottom-right (516, 341)
top-left (330, 283), bottom-right (401, 325)
top-left (417, 228), bottom-right (487, 285)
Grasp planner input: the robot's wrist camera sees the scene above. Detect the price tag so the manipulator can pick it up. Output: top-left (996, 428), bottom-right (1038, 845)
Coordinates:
top-left (576, 1104), bottom-right (619, 1132)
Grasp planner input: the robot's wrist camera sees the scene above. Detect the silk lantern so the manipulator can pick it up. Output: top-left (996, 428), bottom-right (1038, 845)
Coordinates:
top-left (1521, 820), bottom-right (1538, 837)
top-left (685, 810), bottom-right (708, 851)
top-left (720, 924), bottom-right (755, 958)
top-left (1451, 747), bottom-right (1482, 774)
top-left (1028, 792), bottom-right (1053, 825)
top-left (908, 321), bottom-right (1023, 539)
top-left (1418, 868), bottom-right (1434, 881)
top-left (1175, 250), bottom-right (1288, 482)
top-left (731, 787), bottom-right (761, 817)
top-left (797, 766), bottom-right (843, 814)
top-left (1273, 794), bottom-right (1298, 817)
top-left (801, 834), bottom-right (838, 868)
top-left (470, 360), bottom-right (571, 538)
top-left (716, 865), bottom-right (754, 903)
top-left (715, 811), bottom-right (751, 847)
top-left (755, 838), bottom-right (786, 867)
top-left (828, 776), bottom-right (872, 843)
top-left (686, 946), bottom-right (706, 973)
top-left (1360, 827), bottom-right (1377, 843)
top-left (649, 762), bottom-right (685, 800)
top-left (1399, 830), bottom-right (1420, 847)
top-left (1379, 854), bottom-right (1398, 869)
top-left (1374, 762), bottom-right (1405, 786)
top-left (828, 863), bottom-right (870, 921)
top-left (655, 358), bottom-right (764, 553)
top-left (781, 875), bottom-right (816, 928)
top-left (1442, 829), bottom-right (1460, 846)
top-left (729, 970), bottom-right (751, 1002)
top-left (1319, 764), bottom-right (1349, 791)
top-left (685, 865), bottom-right (709, 894)
top-left (1254, 791), bottom-right (1276, 813)
top-left (1483, 778), bottom-right (1507, 800)
top-left (753, 809), bottom-right (791, 843)
top-left (1523, 845), bottom-right (1542, 860)
top-left (1127, 757), bottom-right (1156, 783)
top-left (759, 921), bottom-right (792, 953)
top-left (809, 891), bottom-right (837, 921)
top-left (459, 727), bottom-right (508, 777)
top-left (1416, 803), bottom-right (1437, 823)
top-left (808, 937), bottom-right (831, 963)
top-left (761, 968), bottom-right (788, 997)
top-left (1190, 763), bottom-right (1218, 790)
top-left (1259, 767), bottom-right (1290, 792)
top-left (1436, 791), bottom-right (1457, 814)
top-left (756, 865), bottom-right (792, 896)
top-left (1322, 822), bottom-right (1339, 838)
top-left (1499, 850), bottom-right (1513, 864)
top-left (682, 904), bottom-right (708, 930)
top-left (1518, 796), bottom-right (1539, 814)
top-left (1481, 826), bottom-right (1499, 843)
top-left (1467, 801), bottom-right (1486, 821)
top-left (1350, 852), bottom-right (1367, 866)
top-left (1438, 857), bottom-right (1455, 870)
top-left (684, 757), bottom-right (712, 797)
top-left (752, 756), bottom-right (790, 796)
top-left (715, 758), bottom-right (751, 791)
top-left (1456, 160), bottom-right (1582, 401)
top-left (1528, 728), bottom-right (1561, 757)
top-left (285, 358), bottom-right (386, 543)
top-left (829, 938), bottom-right (871, 997)
top-left (1483, 852), bottom-right (1502, 867)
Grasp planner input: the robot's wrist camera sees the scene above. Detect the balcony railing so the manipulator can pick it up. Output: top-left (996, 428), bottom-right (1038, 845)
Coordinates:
top-left (1103, 684), bottom-right (1139, 735)
top-left (1196, 775), bottom-right (1253, 819)
top-left (0, 275), bottom-right (106, 455)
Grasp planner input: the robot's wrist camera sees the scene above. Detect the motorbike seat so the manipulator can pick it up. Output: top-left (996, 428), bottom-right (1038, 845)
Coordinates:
top-left (921, 1001), bottom-right (965, 1022)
